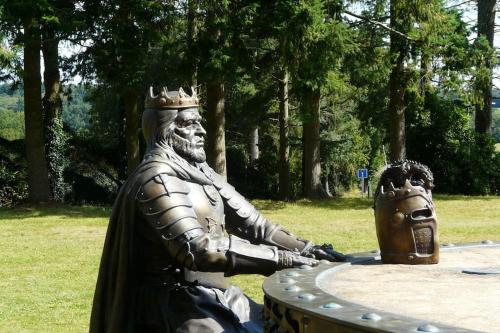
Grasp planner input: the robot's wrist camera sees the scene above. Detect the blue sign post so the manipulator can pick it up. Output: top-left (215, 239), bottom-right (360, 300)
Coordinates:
top-left (357, 168), bottom-right (368, 179)
top-left (357, 168), bottom-right (369, 197)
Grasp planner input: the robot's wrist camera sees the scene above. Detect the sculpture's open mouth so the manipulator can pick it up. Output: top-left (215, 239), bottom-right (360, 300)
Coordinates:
top-left (411, 207), bottom-right (433, 220)
top-left (413, 226), bottom-right (434, 255)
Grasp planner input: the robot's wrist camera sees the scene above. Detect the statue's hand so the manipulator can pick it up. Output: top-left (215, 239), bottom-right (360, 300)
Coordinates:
top-left (278, 250), bottom-right (319, 269)
top-left (302, 243), bottom-right (346, 262)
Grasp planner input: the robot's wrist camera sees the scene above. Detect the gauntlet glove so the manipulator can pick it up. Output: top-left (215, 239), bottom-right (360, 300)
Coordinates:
top-left (301, 243), bottom-right (346, 262)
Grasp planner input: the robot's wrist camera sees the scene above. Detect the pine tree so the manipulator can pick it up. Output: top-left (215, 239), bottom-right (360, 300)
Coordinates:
top-left (1, 0), bottom-right (51, 203)
top-left (290, 0), bottom-right (354, 198)
top-left (475, 0), bottom-right (496, 134)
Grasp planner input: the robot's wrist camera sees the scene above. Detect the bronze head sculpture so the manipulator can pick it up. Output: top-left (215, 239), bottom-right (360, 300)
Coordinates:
top-left (90, 86), bottom-right (345, 333)
top-left (374, 160), bottom-right (439, 265)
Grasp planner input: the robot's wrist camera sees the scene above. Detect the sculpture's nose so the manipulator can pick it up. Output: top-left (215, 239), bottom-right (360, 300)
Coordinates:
top-left (196, 123), bottom-right (207, 136)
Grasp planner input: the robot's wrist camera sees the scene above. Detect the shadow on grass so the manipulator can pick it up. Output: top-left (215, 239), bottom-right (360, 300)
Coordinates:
top-left (0, 204), bottom-right (111, 220)
top-left (255, 197), bottom-right (374, 211)
top-left (255, 195), bottom-right (499, 212)
top-left (253, 201), bottom-right (288, 211)
top-left (434, 194), bottom-right (500, 201)
top-left (296, 198), bottom-right (374, 210)
top-left (6, 194), bottom-right (480, 220)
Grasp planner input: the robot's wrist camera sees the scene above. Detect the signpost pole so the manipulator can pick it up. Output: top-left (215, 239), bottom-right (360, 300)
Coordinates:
top-left (357, 168), bottom-right (368, 198)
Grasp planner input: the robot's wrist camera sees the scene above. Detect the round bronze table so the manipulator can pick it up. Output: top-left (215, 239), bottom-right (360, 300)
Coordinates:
top-left (263, 242), bottom-right (500, 333)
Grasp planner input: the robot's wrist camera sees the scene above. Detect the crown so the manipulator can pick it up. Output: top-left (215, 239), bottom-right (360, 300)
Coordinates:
top-left (378, 179), bottom-right (432, 201)
top-left (145, 86), bottom-right (199, 109)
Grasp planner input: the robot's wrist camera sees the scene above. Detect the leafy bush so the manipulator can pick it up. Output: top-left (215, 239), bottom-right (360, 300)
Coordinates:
top-left (493, 108), bottom-right (500, 143)
top-left (0, 110), bottom-right (24, 140)
top-left (0, 137), bottom-right (27, 206)
top-left (46, 118), bottom-right (70, 202)
top-left (226, 134), bottom-right (280, 199)
top-left (64, 162), bottom-right (119, 204)
top-left (0, 160), bottom-right (27, 207)
top-left (407, 93), bottom-right (499, 195)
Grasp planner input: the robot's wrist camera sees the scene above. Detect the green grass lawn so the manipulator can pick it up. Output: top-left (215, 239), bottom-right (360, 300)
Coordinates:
top-left (0, 196), bottom-right (499, 332)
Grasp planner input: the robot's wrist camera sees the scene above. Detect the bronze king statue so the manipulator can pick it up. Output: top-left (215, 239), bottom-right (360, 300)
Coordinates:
top-left (374, 160), bottom-right (439, 265)
top-left (89, 86), bottom-right (345, 333)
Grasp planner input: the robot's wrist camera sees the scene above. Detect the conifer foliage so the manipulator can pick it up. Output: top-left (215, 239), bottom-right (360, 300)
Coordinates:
top-left (0, 0), bottom-right (498, 205)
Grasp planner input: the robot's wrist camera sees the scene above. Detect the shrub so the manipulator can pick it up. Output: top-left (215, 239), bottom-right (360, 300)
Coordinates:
top-left (407, 93), bottom-right (499, 195)
top-left (0, 160), bottom-right (27, 207)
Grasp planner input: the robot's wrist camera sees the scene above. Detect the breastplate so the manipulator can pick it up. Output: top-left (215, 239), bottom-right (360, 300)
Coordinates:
top-left (135, 177), bottom-right (229, 289)
top-left (187, 181), bottom-right (225, 237)
top-left (184, 181), bottom-right (229, 288)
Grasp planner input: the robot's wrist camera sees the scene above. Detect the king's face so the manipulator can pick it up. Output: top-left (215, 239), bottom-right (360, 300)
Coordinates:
top-left (172, 108), bottom-right (207, 163)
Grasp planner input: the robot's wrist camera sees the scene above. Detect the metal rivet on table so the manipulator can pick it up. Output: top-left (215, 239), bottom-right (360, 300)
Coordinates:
top-left (417, 324), bottom-right (440, 332)
top-left (284, 285), bottom-right (300, 292)
top-left (361, 313), bottom-right (382, 321)
top-left (321, 302), bottom-right (342, 309)
top-left (298, 293), bottom-right (315, 301)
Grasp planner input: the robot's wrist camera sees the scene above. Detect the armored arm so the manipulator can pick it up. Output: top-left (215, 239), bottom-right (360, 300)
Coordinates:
top-left (212, 175), bottom-right (345, 262)
top-left (136, 172), bottom-right (317, 276)
top-left (213, 179), bottom-right (310, 251)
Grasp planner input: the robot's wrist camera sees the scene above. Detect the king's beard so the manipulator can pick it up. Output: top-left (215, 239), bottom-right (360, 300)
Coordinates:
top-left (167, 131), bottom-right (206, 164)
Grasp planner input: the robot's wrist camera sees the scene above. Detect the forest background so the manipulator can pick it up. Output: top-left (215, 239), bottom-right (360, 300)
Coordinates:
top-left (0, 0), bottom-right (499, 207)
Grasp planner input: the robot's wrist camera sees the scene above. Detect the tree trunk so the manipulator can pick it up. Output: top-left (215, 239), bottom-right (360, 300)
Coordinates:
top-left (187, 0), bottom-right (198, 87)
top-left (204, 6), bottom-right (227, 179)
top-left (206, 79), bottom-right (227, 178)
top-left (388, 0), bottom-right (407, 162)
top-left (247, 126), bottom-right (259, 166)
top-left (419, 50), bottom-right (432, 96)
top-left (475, 0), bottom-right (496, 134)
top-left (322, 167), bottom-right (332, 198)
top-left (123, 89), bottom-right (140, 174)
top-left (302, 88), bottom-right (325, 199)
top-left (42, 34), bottom-right (61, 121)
top-left (23, 17), bottom-right (51, 203)
top-left (42, 29), bottom-right (67, 202)
top-left (278, 68), bottom-right (290, 200)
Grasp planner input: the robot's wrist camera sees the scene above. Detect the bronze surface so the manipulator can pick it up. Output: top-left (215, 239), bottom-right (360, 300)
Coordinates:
top-left (374, 160), bottom-right (439, 264)
top-left (263, 242), bottom-right (498, 333)
top-left (90, 87), bottom-right (343, 333)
